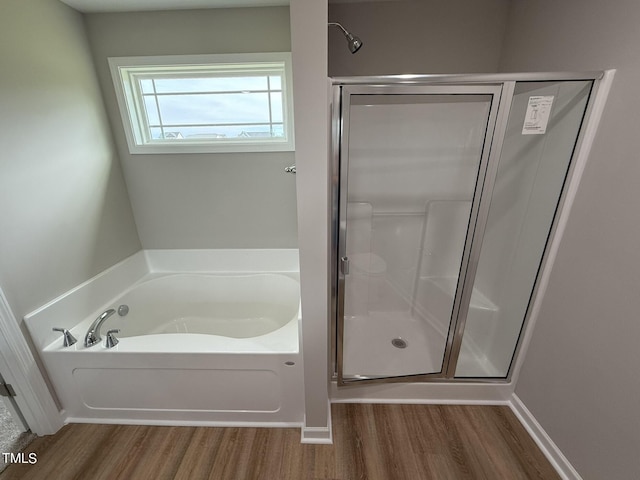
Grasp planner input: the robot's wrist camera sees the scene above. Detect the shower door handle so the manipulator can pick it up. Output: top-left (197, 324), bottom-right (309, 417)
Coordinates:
top-left (340, 256), bottom-right (350, 275)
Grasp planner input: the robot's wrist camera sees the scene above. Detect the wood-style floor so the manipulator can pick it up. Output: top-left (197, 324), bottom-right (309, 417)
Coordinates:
top-left (1, 404), bottom-right (559, 480)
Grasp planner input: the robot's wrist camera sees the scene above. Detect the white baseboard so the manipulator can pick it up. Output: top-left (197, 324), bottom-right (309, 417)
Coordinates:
top-left (509, 393), bottom-right (582, 480)
top-left (301, 401), bottom-right (333, 444)
top-left (300, 426), bottom-right (333, 444)
top-left (67, 416), bottom-right (303, 429)
top-left (330, 380), bottom-right (513, 405)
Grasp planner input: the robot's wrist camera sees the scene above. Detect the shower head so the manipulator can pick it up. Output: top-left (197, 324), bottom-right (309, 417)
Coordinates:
top-left (328, 22), bottom-right (363, 54)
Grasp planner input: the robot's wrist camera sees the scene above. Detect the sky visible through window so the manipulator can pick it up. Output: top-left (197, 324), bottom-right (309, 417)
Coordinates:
top-left (141, 75), bottom-right (285, 141)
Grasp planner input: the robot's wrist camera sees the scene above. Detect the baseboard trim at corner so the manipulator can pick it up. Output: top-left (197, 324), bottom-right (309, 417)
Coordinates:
top-left (509, 393), bottom-right (582, 480)
top-left (300, 426), bottom-right (333, 444)
top-left (300, 401), bottom-right (333, 444)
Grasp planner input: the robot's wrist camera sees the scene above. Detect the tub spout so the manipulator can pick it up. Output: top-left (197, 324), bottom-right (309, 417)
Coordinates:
top-left (84, 309), bottom-right (116, 347)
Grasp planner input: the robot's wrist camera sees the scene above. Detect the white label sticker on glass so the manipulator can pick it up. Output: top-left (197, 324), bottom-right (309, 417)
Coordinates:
top-left (522, 96), bottom-right (554, 135)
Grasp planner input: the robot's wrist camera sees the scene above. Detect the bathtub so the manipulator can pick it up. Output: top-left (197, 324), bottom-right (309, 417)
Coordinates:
top-left (24, 249), bottom-right (304, 427)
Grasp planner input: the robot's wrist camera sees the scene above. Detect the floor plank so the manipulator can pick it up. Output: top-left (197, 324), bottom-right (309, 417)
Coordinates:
top-left (0, 404), bottom-right (560, 480)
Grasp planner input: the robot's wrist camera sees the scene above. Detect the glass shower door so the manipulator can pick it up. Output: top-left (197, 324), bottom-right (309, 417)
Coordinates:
top-left (453, 80), bottom-right (594, 378)
top-left (337, 85), bottom-right (502, 383)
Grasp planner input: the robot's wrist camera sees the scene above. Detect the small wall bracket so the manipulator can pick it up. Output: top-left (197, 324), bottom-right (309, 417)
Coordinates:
top-left (0, 382), bottom-right (16, 398)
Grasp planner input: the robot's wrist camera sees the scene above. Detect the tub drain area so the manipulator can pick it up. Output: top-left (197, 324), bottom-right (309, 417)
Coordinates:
top-left (391, 338), bottom-right (408, 349)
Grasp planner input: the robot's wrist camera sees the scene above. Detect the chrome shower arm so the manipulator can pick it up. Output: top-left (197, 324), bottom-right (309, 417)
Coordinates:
top-left (328, 22), bottom-right (349, 36)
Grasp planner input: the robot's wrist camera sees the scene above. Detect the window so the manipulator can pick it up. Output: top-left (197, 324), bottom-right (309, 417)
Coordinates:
top-left (108, 53), bottom-right (294, 154)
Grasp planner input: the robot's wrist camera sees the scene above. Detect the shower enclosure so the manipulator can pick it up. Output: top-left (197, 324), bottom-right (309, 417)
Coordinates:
top-left (331, 73), bottom-right (605, 385)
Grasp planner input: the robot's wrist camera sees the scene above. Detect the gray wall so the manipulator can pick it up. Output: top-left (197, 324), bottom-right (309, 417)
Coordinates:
top-left (328, 0), bottom-right (510, 76)
top-left (500, 1), bottom-right (640, 478)
top-left (290, 0), bottom-right (332, 435)
top-left (0, 0), bottom-right (140, 321)
top-left (84, 7), bottom-right (298, 249)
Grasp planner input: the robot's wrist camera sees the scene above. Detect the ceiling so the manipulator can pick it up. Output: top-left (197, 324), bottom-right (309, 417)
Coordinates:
top-left (58, 0), bottom-right (404, 13)
top-left (59, 0), bottom-right (290, 13)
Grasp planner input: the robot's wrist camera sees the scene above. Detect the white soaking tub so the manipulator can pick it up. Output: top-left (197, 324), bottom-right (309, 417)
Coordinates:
top-left (24, 250), bottom-right (304, 427)
top-left (102, 273), bottom-right (300, 352)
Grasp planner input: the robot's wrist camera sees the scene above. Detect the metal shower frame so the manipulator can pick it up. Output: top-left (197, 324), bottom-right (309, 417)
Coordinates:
top-left (330, 71), bottom-right (608, 386)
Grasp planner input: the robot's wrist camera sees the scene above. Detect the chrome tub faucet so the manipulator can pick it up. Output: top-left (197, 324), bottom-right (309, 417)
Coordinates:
top-left (84, 309), bottom-right (116, 347)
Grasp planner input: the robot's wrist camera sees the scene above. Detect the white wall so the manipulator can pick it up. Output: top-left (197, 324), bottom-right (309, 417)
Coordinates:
top-left (501, 1), bottom-right (640, 478)
top-left (84, 7), bottom-right (298, 248)
top-left (0, 0), bottom-right (140, 321)
top-left (328, 0), bottom-right (510, 76)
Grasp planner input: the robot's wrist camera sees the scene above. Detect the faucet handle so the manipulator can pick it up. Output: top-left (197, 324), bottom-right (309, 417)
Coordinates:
top-left (105, 329), bottom-right (120, 349)
top-left (52, 328), bottom-right (77, 347)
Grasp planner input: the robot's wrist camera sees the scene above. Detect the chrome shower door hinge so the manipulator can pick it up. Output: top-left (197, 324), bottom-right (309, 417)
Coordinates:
top-left (0, 382), bottom-right (16, 398)
top-left (340, 256), bottom-right (350, 275)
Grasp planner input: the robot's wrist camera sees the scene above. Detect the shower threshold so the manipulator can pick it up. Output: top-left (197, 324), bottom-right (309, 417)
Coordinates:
top-left (342, 311), bottom-right (445, 378)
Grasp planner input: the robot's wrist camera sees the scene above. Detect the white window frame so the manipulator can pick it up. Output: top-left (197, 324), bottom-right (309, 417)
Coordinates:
top-left (108, 52), bottom-right (295, 154)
